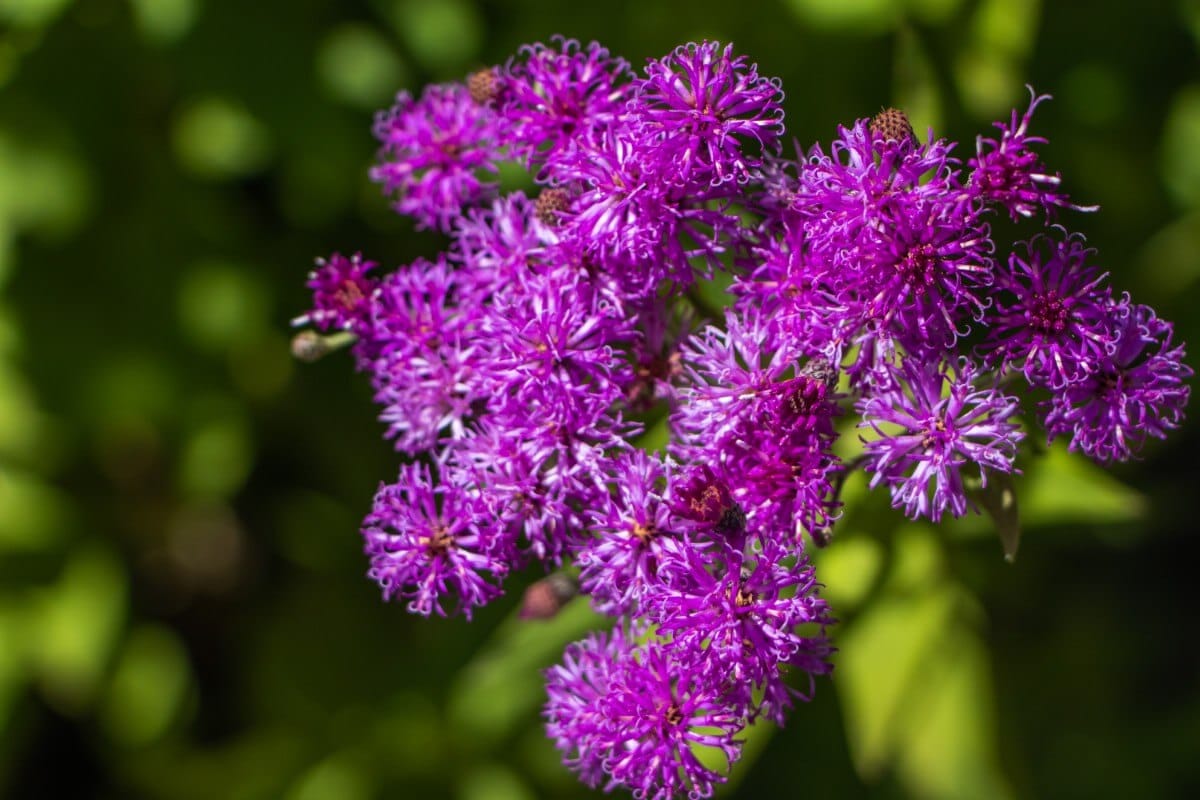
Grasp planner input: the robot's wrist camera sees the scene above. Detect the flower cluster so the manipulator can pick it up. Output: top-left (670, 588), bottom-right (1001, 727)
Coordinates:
top-left (297, 37), bottom-right (1190, 798)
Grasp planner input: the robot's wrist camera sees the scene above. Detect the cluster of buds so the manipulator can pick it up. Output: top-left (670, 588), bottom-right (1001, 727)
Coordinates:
top-left (295, 37), bottom-right (1190, 798)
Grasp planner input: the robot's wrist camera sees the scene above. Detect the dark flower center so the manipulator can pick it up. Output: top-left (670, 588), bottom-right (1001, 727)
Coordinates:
top-left (1029, 291), bottom-right (1069, 335)
top-left (664, 702), bottom-right (683, 727)
top-left (898, 244), bottom-right (939, 291)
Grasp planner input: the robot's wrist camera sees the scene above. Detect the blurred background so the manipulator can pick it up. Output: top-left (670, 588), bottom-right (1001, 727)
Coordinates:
top-left (1, 0), bottom-right (1198, 797)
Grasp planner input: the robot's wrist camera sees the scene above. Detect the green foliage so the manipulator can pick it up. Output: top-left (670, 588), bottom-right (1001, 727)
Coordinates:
top-left (0, 1), bottom-right (1196, 798)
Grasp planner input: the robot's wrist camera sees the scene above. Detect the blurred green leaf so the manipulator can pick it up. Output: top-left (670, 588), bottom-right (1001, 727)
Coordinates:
top-left (178, 409), bottom-right (253, 500)
top-left (0, 468), bottom-right (68, 551)
top-left (448, 598), bottom-right (603, 746)
top-left (34, 545), bottom-right (127, 713)
top-left (177, 261), bottom-right (271, 351)
top-left (317, 24), bottom-right (407, 109)
top-left (388, 0), bottom-right (483, 75)
top-left (783, 0), bottom-right (899, 34)
top-left (815, 533), bottom-right (885, 612)
top-left (171, 97), bottom-right (273, 180)
top-left (127, 0), bottom-right (197, 45)
top-left (1021, 443), bottom-right (1146, 526)
top-left (286, 753), bottom-right (372, 800)
top-left (838, 526), bottom-right (1011, 798)
top-left (101, 625), bottom-right (193, 747)
top-left (1161, 84), bottom-right (1200, 209)
top-left (0, 0), bottom-right (72, 27)
top-left (457, 763), bottom-right (536, 800)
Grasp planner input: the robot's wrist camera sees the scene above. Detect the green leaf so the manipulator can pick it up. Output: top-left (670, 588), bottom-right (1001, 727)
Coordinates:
top-left (974, 469), bottom-right (1021, 562)
top-left (447, 599), bottom-right (603, 746)
top-left (1021, 443), bottom-right (1146, 526)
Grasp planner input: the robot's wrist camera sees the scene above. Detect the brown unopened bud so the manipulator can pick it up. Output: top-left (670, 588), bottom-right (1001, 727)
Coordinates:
top-left (519, 572), bottom-right (579, 620)
top-left (468, 68), bottom-right (500, 104)
top-left (535, 188), bottom-right (571, 226)
top-left (290, 330), bottom-right (357, 363)
top-left (870, 107), bottom-right (916, 146)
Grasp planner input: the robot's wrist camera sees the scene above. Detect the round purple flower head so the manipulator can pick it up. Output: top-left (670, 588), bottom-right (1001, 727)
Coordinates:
top-left (1044, 303), bottom-right (1192, 462)
top-left (635, 40), bottom-right (785, 188)
top-left (362, 463), bottom-right (513, 619)
top-left (371, 83), bottom-right (505, 231)
top-left (859, 358), bottom-right (1024, 522)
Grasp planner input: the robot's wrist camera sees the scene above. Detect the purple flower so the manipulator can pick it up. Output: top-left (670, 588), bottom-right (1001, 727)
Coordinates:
top-left (600, 638), bottom-right (744, 800)
top-left (983, 227), bottom-right (1117, 388)
top-left (543, 628), bottom-right (628, 789)
top-left (647, 537), bottom-right (834, 724)
top-left (298, 252), bottom-right (378, 333)
top-left (371, 82), bottom-right (505, 232)
top-left (859, 358), bottom-right (1024, 521)
top-left (576, 450), bottom-right (683, 615)
top-left (1044, 303), bottom-right (1191, 462)
top-left (969, 88), bottom-right (1097, 221)
top-left (635, 40), bottom-right (785, 188)
top-left (362, 463), bottom-right (514, 619)
top-left (501, 36), bottom-right (634, 166)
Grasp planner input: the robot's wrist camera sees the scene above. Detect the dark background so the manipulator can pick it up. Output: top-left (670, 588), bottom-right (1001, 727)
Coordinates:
top-left (0, 0), bottom-right (1198, 797)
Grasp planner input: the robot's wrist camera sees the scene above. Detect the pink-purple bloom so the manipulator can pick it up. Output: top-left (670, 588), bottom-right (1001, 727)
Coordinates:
top-left (298, 35), bottom-right (1189, 799)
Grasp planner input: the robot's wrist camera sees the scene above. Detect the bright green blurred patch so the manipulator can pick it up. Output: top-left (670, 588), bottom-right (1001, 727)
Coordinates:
top-left (34, 545), bottom-right (128, 713)
top-left (0, 0), bottom-right (72, 27)
top-left (1161, 84), bottom-right (1200, 208)
top-left (177, 406), bottom-right (253, 500)
top-left (286, 753), bottom-right (372, 800)
top-left (892, 27), bottom-right (941, 138)
top-left (317, 24), bottom-right (407, 109)
top-left (0, 468), bottom-right (68, 551)
top-left (783, 0), bottom-right (899, 34)
top-left (1021, 442), bottom-right (1146, 526)
top-left (457, 763), bottom-right (536, 800)
top-left (449, 599), bottom-right (603, 746)
top-left (955, 0), bottom-right (1040, 117)
top-left (1137, 209), bottom-right (1200, 297)
top-left (0, 360), bottom-right (43, 458)
top-left (171, 97), bottom-right (273, 179)
top-left (815, 533), bottom-right (885, 612)
top-left (102, 625), bottom-right (192, 746)
top-left (127, 0), bottom-right (197, 45)
top-left (0, 131), bottom-right (92, 282)
top-left (177, 261), bottom-right (270, 351)
top-left (388, 0), bottom-right (482, 75)
top-left (837, 525), bottom-right (1011, 798)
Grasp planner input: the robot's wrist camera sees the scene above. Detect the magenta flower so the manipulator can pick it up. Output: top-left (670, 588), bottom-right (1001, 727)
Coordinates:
top-left (371, 83), bottom-right (504, 231)
top-left (859, 358), bottom-right (1024, 521)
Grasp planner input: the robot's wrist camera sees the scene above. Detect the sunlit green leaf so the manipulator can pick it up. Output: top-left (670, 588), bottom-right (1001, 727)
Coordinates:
top-left (783, 0), bottom-right (899, 34)
top-left (1161, 84), bottom-right (1200, 208)
top-left (286, 754), bottom-right (372, 800)
top-left (171, 97), bottom-right (273, 179)
top-left (0, 468), bottom-right (68, 551)
top-left (448, 599), bottom-right (603, 746)
top-left (317, 24), bottom-right (407, 109)
top-left (128, 0), bottom-right (197, 45)
top-left (1021, 443), bottom-right (1146, 526)
top-left (102, 625), bottom-right (192, 746)
top-left (34, 545), bottom-right (127, 713)
top-left (457, 763), bottom-right (536, 800)
top-left (388, 0), bottom-right (483, 75)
